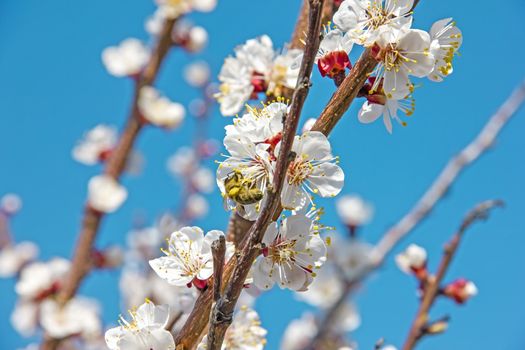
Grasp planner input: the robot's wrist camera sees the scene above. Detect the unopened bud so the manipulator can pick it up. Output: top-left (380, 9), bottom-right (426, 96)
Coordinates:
top-left (443, 278), bottom-right (478, 304)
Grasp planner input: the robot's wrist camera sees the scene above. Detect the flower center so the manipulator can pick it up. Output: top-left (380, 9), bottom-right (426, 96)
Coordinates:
top-left (287, 157), bottom-right (313, 186)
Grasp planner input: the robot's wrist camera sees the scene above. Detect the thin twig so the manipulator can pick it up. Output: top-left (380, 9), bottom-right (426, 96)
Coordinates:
top-left (175, 1), bottom-right (325, 348)
top-left (305, 79), bottom-right (525, 348)
top-left (402, 200), bottom-right (503, 350)
top-left (40, 17), bottom-right (177, 350)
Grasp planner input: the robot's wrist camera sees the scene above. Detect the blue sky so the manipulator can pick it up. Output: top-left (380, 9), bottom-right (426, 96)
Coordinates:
top-left (1, 0), bottom-right (524, 349)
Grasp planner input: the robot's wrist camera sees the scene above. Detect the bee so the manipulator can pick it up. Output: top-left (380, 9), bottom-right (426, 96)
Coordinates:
top-left (223, 170), bottom-right (264, 206)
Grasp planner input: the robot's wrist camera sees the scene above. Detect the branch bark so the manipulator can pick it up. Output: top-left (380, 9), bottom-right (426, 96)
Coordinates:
top-left (40, 17), bottom-right (177, 350)
top-left (207, 236), bottom-right (227, 350)
top-left (401, 200), bottom-right (503, 350)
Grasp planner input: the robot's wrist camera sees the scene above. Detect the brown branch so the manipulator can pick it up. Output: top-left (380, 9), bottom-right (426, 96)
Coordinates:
top-left (310, 48), bottom-right (378, 134)
top-left (40, 17), bottom-right (177, 350)
top-left (402, 200), bottom-right (503, 350)
top-left (304, 78), bottom-right (525, 349)
top-left (289, 0), bottom-right (334, 50)
top-left (175, 1), bottom-right (325, 348)
top-left (207, 236), bottom-right (227, 350)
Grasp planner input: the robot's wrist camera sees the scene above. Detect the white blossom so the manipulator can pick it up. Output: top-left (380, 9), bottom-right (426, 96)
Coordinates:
top-left (15, 258), bottom-right (70, 299)
top-left (301, 118), bottom-right (317, 133)
top-left (149, 227), bottom-right (231, 287)
top-left (253, 214), bottom-right (327, 291)
top-left (197, 306), bottom-right (267, 350)
top-left (87, 175), bottom-right (127, 213)
top-left (102, 39), bottom-right (150, 77)
top-left (138, 86), bottom-right (185, 129)
top-left (216, 36), bottom-right (301, 116)
top-left (0, 241), bottom-right (38, 278)
top-left (40, 297), bottom-right (101, 339)
top-left (281, 131), bottom-right (344, 211)
top-left (1, 193), bottom-right (23, 215)
top-left (395, 244), bottom-right (427, 274)
top-left (105, 300), bottom-right (175, 350)
top-left (373, 28), bottom-right (434, 99)
top-left (358, 93), bottom-right (415, 133)
top-left (184, 61), bottom-right (211, 87)
top-left (333, 0), bottom-right (414, 46)
top-left (335, 194), bottom-right (374, 227)
top-left (428, 18), bottom-right (463, 82)
top-left (72, 124), bottom-right (117, 165)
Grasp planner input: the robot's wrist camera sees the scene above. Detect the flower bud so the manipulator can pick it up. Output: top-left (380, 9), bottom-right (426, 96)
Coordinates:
top-left (395, 244), bottom-right (428, 279)
top-left (443, 278), bottom-right (478, 304)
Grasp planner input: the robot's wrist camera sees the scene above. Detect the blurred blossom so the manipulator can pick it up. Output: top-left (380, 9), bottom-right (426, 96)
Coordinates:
top-left (332, 237), bottom-right (374, 281)
top-left (157, 212), bottom-right (182, 237)
top-left (72, 124), bottom-right (117, 165)
top-left (295, 263), bottom-right (344, 309)
top-left (281, 312), bottom-right (317, 350)
top-left (138, 86), bottom-right (185, 129)
top-left (184, 61), bottom-right (211, 87)
top-left (333, 302), bottom-right (361, 332)
top-left (167, 147), bottom-right (197, 176)
top-left (198, 139), bottom-right (219, 158)
top-left (186, 193), bottom-right (209, 219)
top-left (124, 151), bottom-right (145, 176)
top-left (126, 226), bottom-right (163, 260)
top-left (1, 193), bottom-right (23, 215)
top-left (197, 306), bottom-right (267, 350)
top-left (101, 38), bottom-right (150, 77)
top-left (336, 194), bottom-right (374, 228)
top-left (395, 244), bottom-right (427, 275)
top-left (105, 300), bottom-right (175, 350)
top-left (192, 167), bottom-right (214, 193)
top-left (91, 246), bottom-right (124, 269)
top-left (301, 118), bottom-right (317, 133)
top-left (15, 258), bottom-right (70, 299)
top-left (0, 241), bottom-right (39, 278)
top-left (87, 175), bottom-right (127, 213)
top-left (155, 0), bottom-right (217, 19)
top-left (11, 300), bottom-right (39, 336)
top-left (40, 297), bottom-right (101, 339)
top-left (172, 22), bottom-right (208, 53)
top-left (145, 8), bottom-right (164, 36)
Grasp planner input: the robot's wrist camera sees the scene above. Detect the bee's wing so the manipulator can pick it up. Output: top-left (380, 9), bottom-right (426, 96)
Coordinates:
top-left (222, 195), bottom-right (236, 212)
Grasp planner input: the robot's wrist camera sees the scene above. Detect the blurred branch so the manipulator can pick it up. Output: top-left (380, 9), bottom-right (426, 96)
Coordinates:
top-left (289, 0), bottom-right (334, 50)
top-left (402, 200), bottom-right (503, 350)
top-left (373, 80), bottom-right (525, 262)
top-left (40, 17), bottom-right (178, 350)
top-left (304, 79), bottom-right (525, 349)
top-left (175, 1), bottom-right (325, 348)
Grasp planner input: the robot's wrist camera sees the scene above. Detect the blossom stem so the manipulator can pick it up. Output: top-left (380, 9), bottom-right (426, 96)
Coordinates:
top-left (175, 1), bottom-right (325, 348)
top-left (402, 200), bottom-right (503, 350)
top-left (40, 17), bottom-right (178, 350)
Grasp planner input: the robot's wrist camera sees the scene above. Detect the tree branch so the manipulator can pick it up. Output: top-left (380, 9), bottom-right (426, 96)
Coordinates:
top-left (402, 200), bottom-right (503, 350)
top-left (207, 236), bottom-right (227, 350)
top-left (175, 1), bottom-right (325, 348)
top-left (40, 17), bottom-right (177, 350)
top-left (304, 79), bottom-right (525, 349)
